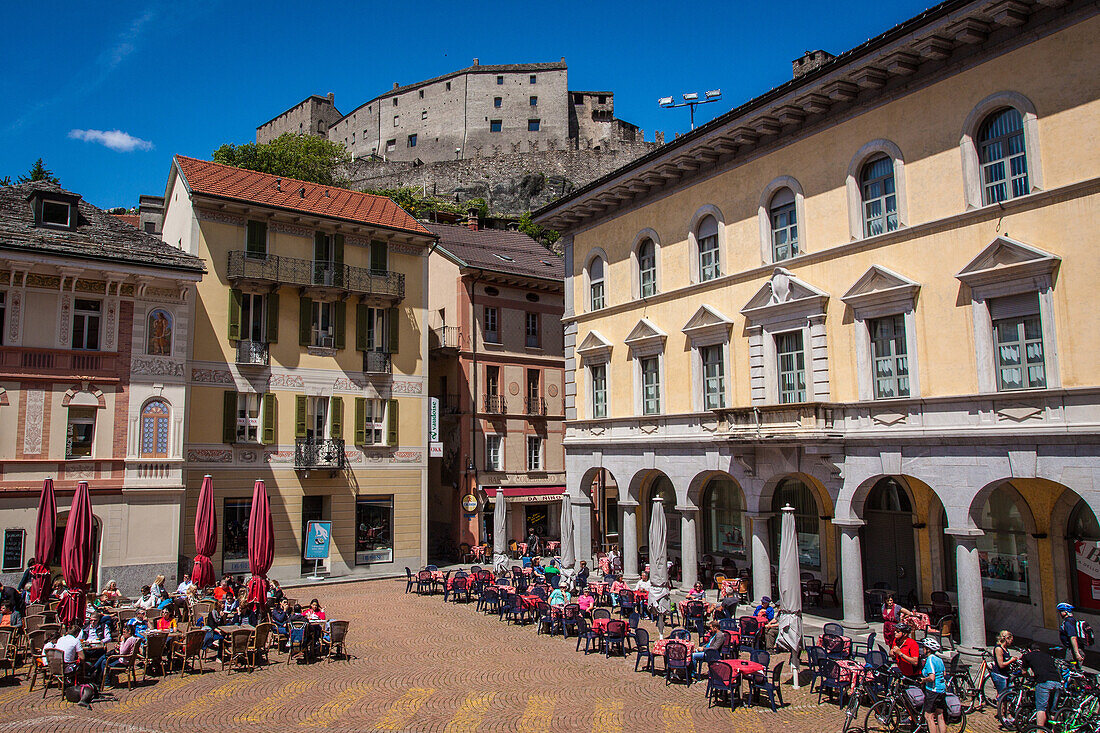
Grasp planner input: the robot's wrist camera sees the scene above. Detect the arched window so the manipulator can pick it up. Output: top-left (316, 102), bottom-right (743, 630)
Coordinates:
top-left (1068, 500), bottom-right (1100, 612)
top-left (770, 478), bottom-right (821, 569)
top-left (588, 256), bottom-right (605, 311)
top-left (697, 216), bottom-right (720, 282)
top-left (976, 484), bottom-right (1030, 600)
top-left (979, 108), bottom-right (1029, 205)
top-left (140, 400), bottom-right (170, 458)
top-left (638, 238), bottom-right (657, 297)
top-left (770, 189), bottom-right (798, 262)
top-left (860, 155), bottom-right (898, 237)
top-left (702, 477), bottom-right (747, 561)
top-left (866, 477), bottom-right (912, 513)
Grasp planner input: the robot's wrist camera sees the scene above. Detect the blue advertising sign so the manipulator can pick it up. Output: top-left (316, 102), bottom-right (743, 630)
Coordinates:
top-left (304, 521), bottom-right (332, 560)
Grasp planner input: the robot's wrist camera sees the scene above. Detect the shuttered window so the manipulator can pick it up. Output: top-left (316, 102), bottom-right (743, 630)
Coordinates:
top-left (990, 293), bottom-right (1045, 391)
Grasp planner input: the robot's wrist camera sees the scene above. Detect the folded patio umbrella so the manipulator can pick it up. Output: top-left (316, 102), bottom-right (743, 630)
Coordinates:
top-left (30, 478), bottom-right (56, 604)
top-left (492, 489), bottom-right (509, 576)
top-left (192, 474), bottom-right (217, 589)
top-left (56, 481), bottom-right (93, 626)
top-left (777, 503), bottom-right (804, 688)
top-left (244, 479), bottom-right (274, 611)
top-left (648, 495), bottom-right (671, 632)
top-left (559, 493), bottom-right (575, 586)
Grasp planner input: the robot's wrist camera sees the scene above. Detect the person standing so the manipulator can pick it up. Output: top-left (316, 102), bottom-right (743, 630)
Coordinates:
top-left (525, 529), bottom-right (540, 557)
top-left (990, 630), bottom-right (1016, 694)
top-left (919, 638), bottom-right (948, 733)
top-left (1057, 602), bottom-right (1087, 664)
top-left (1020, 642), bottom-right (1063, 729)
top-left (890, 624), bottom-right (921, 678)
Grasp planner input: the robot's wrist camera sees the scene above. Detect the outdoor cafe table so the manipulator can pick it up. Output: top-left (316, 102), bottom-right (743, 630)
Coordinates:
top-left (651, 638), bottom-right (696, 655)
top-left (677, 599), bottom-right (715, 620)
top-left (835, 659), bottom-right (875, 694)
top-left (908, 612), bottom-right (932, 632)
top-left (591, 618), bottom-right (611, 634)
top-left (819, 634), bottom-right (853, 656)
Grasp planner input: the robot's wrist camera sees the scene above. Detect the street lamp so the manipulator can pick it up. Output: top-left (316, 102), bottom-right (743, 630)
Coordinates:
top-left (658, 89), bottom-right (723, 130)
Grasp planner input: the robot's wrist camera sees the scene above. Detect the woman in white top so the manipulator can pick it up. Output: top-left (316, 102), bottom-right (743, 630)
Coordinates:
top-left (150, 575), bottom-right (166, 601)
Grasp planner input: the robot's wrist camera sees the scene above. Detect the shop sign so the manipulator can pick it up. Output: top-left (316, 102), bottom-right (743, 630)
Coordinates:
top-left (304, 520), bottom-right (332, 560)
top-left (430, 442), bottom-right (443, 458)
top-left (1075, 541), bottom-right (1100, 611)
top-left (429, 397), bottom-right (439, 442)
top-left (461, 494), bottom-right (479, 513)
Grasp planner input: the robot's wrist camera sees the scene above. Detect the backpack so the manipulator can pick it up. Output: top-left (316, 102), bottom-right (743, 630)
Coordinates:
top-left (1076, 619), bottom-right (1095, 646)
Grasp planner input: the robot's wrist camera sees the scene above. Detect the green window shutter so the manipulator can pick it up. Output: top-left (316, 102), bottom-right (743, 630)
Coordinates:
top-left (334, 301), bottom-right (346, 350)
top-left (299, 297), bottom-right (312, 346)
top-left (371, 240), bottom-right (387, 272)
top-left (354, 398), bottom-right (366, 445)
top-left (333, 234), bottom-right (345, 288)
top-left (355, 304), bottom-right (368, 351)
top-left (261, 393), bottom-right (276, 445)
top-left (265, 291), bottom-right (279, 344)
top-left (246, 221), bottom-right (267, 255)
top-left (228, 289), bottom-right (242, 341)
top-left (294, 395), bottom-right (307, 439)
top-left (387, 307), bottom-right (400, 354)
top-left (314, 231), bottom-right (325, 259)
top-left (330, 397), bottom-right (343, 440)
top-left (386, 399), bottom-right (399, 446)
top-left (222, 391), bottom-right (237, 444)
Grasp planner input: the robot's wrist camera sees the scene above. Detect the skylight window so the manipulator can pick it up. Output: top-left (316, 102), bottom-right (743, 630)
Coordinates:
top-left (494, 254), bottom-right (515, 262)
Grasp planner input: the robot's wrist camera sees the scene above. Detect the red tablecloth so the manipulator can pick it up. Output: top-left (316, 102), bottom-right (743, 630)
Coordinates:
top-left (836, 659), bottom-right (874, 693)
top-left (471, 546), bottom-right (486, 559)
top-left (908, 612), bottom-right (931, 631)
top-left (430, 570), bottom-right (445, 581)
top-left (592, 582), bottom-right (610, 594)
top-left (652, 638), bottom-right (696, 655)
top-left (725, 659), bottom-right (765, 677)
top-left (632, 589), bottom-right (649, 602)
top-left (517, 594), bottom-right (540, 610)
top-left (819, 634), bottom-right (853, 655)
top-left (598, 558), bottom-right (611, 575)
top-left (591, 618), bottom-right (611, 634)
top-left (545, 541), bottom-right (560, 552)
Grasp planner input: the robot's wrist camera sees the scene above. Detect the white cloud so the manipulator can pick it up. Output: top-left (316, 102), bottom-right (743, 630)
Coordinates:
top-left (68, 129), bottom-right (154, 153)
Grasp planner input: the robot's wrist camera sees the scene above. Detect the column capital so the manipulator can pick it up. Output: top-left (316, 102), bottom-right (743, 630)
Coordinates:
top-left (618, 500), bottom-right (640, 508)
top-left (831, 518), bottom-right (865, 529)
top-left (944, 526), bottom-right (983, 539)
top-left (747, 512), bottom-right (775, 521)
top-left (674, 504), bottom-right (700, 513)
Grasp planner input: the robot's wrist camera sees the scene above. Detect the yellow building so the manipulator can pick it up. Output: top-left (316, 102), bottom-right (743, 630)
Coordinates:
top-left (163, 157), bottom-right (435, 582)
top-left (536, 0), bottom-right (1100, 648)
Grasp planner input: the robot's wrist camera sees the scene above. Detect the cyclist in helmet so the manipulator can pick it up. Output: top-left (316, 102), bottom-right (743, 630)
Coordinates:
top-left (1057, 602), bottom-right (1086, 664)
top-left (890, 623), bottom-right (921, 678)
top-left (920, 637), bottom-right (948, 733)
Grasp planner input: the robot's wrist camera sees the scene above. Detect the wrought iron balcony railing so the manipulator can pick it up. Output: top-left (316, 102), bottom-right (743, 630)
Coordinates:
top-left (228, 250), bottom-right (405, 300)
top-left (524, 396), bottom-right (547, 416)
top-left (483, 394), bottom-right (507, 414)
top-left (438, 393), bottom-right (461, 414)
top-left (294, 438), bottom-right (346, 470)
top-left (235, 340), bottom-right (269, 366)
top-left (429, 325), bottom-right (462, 351)
top-left (363, 350), bottom-right (392, 374)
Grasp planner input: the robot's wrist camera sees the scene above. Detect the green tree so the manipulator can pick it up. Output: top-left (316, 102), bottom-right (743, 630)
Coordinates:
top-left (517, 211), bottom-right (560, 248)
top-left (213, 134), bottom-right (351, 187)
top-left (17, 158), bottom-right (59, 184)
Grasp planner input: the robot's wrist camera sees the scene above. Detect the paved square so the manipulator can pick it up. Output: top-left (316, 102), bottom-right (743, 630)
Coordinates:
top-left (0, 578), bottom-right (1003, 732)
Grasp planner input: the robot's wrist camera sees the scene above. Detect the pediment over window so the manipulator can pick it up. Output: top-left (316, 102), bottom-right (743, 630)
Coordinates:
top-left (682, 304), bottom-right (734, 344)
top-left (624, 317), bottom-right (667, 356)
top-left (741, 267), bottom-right (828, 323)
top-left (577, 330), bottom-right (613, 364)
top-left (841, 265), bottom-right (920, 309)
top-left (956, 236), bottom-right (1059, 289)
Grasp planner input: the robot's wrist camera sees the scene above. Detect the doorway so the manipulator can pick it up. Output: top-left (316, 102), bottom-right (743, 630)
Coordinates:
top-left (862, 477), bottom-right (918, 601)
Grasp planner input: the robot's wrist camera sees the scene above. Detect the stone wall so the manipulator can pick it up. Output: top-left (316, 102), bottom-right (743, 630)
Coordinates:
top-left (346, 141), bottom-right (657, 216)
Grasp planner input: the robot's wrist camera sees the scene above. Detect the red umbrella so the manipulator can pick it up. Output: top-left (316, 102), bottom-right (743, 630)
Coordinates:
top-left (30, 478), bottom-right (57, 604)
top-left (192, 474), bottom-right (217, 589)
top-left (244, 479), bottom-right (274, 611)
top-left (56, 481), bottom-right (93, 626)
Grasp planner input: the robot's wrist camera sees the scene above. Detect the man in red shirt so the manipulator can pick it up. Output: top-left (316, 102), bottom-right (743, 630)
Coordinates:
top-left (890, 623), bottom-right (921, 678)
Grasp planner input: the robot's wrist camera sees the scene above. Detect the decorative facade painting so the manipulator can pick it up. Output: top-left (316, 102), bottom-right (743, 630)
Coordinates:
top-left (141, 400), bottom-right (170, 457)
top-left (147, 309), bottom-right (173, 356)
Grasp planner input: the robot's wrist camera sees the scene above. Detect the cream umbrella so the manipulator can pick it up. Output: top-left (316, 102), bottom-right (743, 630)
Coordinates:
top-left (777, 504), bottom-right (804, 688)
top-left (492, 489), bottom-right (509, 576)
top-left (648, 495), bottom-right (671, 637)
top-left (559, 493), bottom-right (576, 587)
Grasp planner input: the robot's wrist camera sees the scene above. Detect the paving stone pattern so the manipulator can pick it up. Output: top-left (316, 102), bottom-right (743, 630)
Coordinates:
top-left (0, 578), bottom-right (1005, 732)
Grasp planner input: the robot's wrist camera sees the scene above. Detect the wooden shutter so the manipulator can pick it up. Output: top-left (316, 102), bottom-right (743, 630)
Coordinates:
top-left (314, 231), bottom-right (326, 261)
top-left (386, 399), bottom-right (399, 446)
top-left (371, 240), bottom-right (387, 272)
top-left (334, 301), bottom-right (346, 350)
top-left (333, 234), bottom-right (345, 288)
top-left (355, 304), bottom-right (368, 351)
top-left (265, 291), bottom-right (279, 343)
top-left (299, 297), bottom-right (312, 346)
top-left (228, 289), bottom-right (242, 341)
top-left (330, 397), bottom-right (343, 440)
top-left (387, 307), bottom-right (400, 354)
top-left (222, 391), bottom-right (237, 444)
top-left (294, 395), bottom-right (307, 439)
top-left (261, 393), bottom-right (276, 445)
top-left (246, 220), bottom-right (266, 255)
top-left (354, 397), bottom-right (366, 445)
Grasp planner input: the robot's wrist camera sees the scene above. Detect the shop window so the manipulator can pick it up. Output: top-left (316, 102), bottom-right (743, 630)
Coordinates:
top-left (1069, 501), bottom-right (1100, 612)
top-left (355, 496), bottom-right (393, 564)
top-left (703, 477), bottom-right (747, 561)
top-left (66, 407), bottom-right (96, 458)
top-left (223, 498), bottom-right (251, 575)
top-left (976, 485), bottom-right (1030, 600)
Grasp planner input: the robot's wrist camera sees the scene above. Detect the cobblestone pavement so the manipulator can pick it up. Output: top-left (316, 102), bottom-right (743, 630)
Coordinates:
top-left (0, 577), bottom-right (1004, 732)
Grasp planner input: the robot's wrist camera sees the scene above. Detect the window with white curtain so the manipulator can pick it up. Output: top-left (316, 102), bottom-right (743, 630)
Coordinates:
top-left (861, 155), bottom-right (898, 237)
top-left (697, 216), bottom-right (720, 281)
top-left (589, 257), bottom-right (605, 310)
top-left (638, 239), bottom-right (657, 297)
top-left (979, 108), bottom-right (1029, 205)
top-left (770, 188), bottom-right (798, 262)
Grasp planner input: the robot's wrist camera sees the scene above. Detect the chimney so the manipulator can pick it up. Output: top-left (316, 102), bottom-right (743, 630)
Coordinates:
top-left (466, 207), bottom-right (479, 231)
top-left (472, 58), bottom-right (479, 66)
top-left (792, 49), bottom-right (835, 79)
top-left (560, 57), bottom-right (565, 63)
top-left (275, 177), bottom-right (282, 191)
top-left (326, 92), bottom-right (334, 103)
top-left (393, 82), bottom-right (399, 90)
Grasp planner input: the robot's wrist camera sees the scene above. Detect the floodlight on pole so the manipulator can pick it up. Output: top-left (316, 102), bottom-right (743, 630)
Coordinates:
top-left (657, 89), bottom-right (723, 130)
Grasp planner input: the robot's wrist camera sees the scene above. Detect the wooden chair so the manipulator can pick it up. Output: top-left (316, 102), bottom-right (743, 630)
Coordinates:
top-left (192, 602), bottom-right (213, 622)
top-left (101, 642), bottom-right (140, 689)
top-left (23, 615), bottom-right (43, 636)
top-left (247, 623), bottom-right (272, 668)
top-left (0, 631), bottom-right (13, 681)
top-left (40, 648), bottom-right (67, 698)
top-left (25, 604), bottom-right (43, 618)
top-left (116, 608), bottom-right (138, 624)
top-left (171, 629), bottom-right (206, 676)
top-left (40, 610), bottom-right (58, 624)
top-left (143, 632), bottom-right (169, 679)
top-left (322, 621), bottom-right (349, 661)
top-left (223, 629), bottom-right (253, 674)
top-left (24, 629), bottom-right (47, 679)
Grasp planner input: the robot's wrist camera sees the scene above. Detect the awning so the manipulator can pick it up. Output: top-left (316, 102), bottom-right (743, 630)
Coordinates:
top-left (483, 486), bottom-right (565, 505)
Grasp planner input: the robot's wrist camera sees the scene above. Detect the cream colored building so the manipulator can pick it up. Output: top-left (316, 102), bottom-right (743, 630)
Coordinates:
top-left (163, 157), bottom-right (435, 582)
top-left (536, 0), bottom-right (1100, 648)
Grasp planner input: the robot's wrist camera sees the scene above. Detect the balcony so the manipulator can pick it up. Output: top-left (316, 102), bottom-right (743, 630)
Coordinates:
top-left (429, 326), bottom-right (462, 353)
top-left (0, 346), bottom-right (121, 380)
top-left (713, 402), bottom-right (840, 442)
top-left (438, 393), bottom-right (461, 415)
top-left (483, 394), bottom-right (507, 414)
top-left (363, 350), bottom-right (392, 374)
top-left (294, 438), bottom-right (346, 470)
top-left (227, 251), bottom-right (405, 300)
top-left (235, 340), bottom-right (269, 367)
top-left (524, 396), bottom-right (547, 416)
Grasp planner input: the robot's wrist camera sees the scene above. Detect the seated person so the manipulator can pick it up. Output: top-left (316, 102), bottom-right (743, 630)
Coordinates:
top-left (686, 581), bottom-right (707, 601)
top-left (691, 620), bottom-right (729, 677)
top-left (543, 560), bottom-right (561, 581)
top-left (176, 574), bottom-right (194, 595)
top-left (221, 591), bottom-right (241, 624)
top-left (609, 576), bottom-right (628, 605)
top-left (98, 623), bottom-right (141, 683)
top-left (268, 579), bottom-right (285, 604)
top-left (126, 609), bottom-right (150, 639)
top-left (135, 586), bottom-right (158, 612)
top-left (529, 557), bottom-right (545, 576)
top-left (270, 598), bottom-right (291, 634)
top-left (154, 607), bottom-right (176, 631)
top-left (547, 587), bottom-right (571, 607)
top-left (55, 624), bottom-right (86, 677)
top-left (0, 600), bottom-right (22, 629)
top-left (150, 574), bottom-right (167, 602)
top-left (201, 600), bottom-right (227, 655)
top-left (576, 588), bottom-right (596, 615)
top-left (762, 601), bottom-right (782, 651)
top-left (79, 613), bottom-right (112, 645)
top-left (753, 596), bottom-right (776, 622)
top-left (101, 579), bottom-right (122, 603)
top-left (304, 599), bottom-right (326, 621)
top-left (574, 560), bottom-right (590, 591)
top-left (212, 580), bottom-right (229, 602)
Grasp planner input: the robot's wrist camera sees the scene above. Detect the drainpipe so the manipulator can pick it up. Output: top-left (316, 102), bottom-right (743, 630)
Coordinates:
top-left (468, 269), bottom-right (484, 536)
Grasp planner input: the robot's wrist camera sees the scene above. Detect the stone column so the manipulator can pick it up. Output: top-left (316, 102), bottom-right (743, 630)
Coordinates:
top-left (571, 495), bottom-right (594, 569)
top-left (749, 513), bottom-right (773, 603)
top-left (835, 520), bottom-right (868, 630)
top-left (619, 500), bottom-right (640, 582)
top-left (679, 506), bottom-right (699, 590)
top-left (951, 530), bottom-right (988, 652)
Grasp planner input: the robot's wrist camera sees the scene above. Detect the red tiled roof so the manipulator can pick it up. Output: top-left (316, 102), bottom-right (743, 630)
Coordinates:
top-left (111, 214), bottom-right (140, 227)
top-left (173, 156), bottom-right (432, 237)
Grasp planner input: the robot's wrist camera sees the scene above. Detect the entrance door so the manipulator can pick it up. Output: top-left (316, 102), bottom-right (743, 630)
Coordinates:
top-left (862, 478), bottom-right (918, 601)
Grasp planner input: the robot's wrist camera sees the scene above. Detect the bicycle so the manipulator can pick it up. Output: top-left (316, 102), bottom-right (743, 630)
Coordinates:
top-left (864, 670), bottom-right (967, 733)
top-left (843, 666), bottom-right (891, 733)
top-left (996, 670), bottom-right (1035, 731)
top-left (947, 649), bottom-right (1000, 713)
top-left (1013, 663), bottom-right (1100, 733)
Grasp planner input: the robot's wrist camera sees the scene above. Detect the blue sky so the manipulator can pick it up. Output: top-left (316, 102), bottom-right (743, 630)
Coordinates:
top-left (0, 0), bottom-right (935, 209)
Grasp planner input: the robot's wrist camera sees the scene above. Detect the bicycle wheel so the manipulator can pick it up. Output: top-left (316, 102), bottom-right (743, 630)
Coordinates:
top-left (979, 673), bottom-right (999, 709)
top-left (951, 674), bottom-right (981, 714)
top-left (998, 690), bottom-right (1031, 730)
top-left (865, 700), bottom-right (904, 733)
top-left (945, 710), bottom-right (967, 733)
top-left (842, 695), bottom-right (862, 733)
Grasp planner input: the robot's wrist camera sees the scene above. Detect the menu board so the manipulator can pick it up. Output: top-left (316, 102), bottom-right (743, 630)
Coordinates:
top-left (2, 529), bottom-right (24, 572)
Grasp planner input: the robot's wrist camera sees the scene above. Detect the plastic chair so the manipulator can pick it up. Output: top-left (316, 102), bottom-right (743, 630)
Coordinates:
top-left (633, 627), bottom-right (655, 673)
top-left (416, 570), bottom-right (433, 595)
top-left (618, 589), bottom-right (636, 619)
top-left (575, 616), bottom-right (601, 655)
top-left (816, 658), bottom-right (847, 704)
top-left (865, 649), bottom-right (888, 670)
top-left (102, 641), bottom-right (140, 689)
top-left (823, 622), bottom-right (845, 636)
top-left (706, 660), bottom-right (735, 707)
top-left (821, 579), bottom-right (839, 606)
top-left (404, 567), bottom-right (415, 593)
top-left (820, 632), bottom-right (848, 660)
top-left (684, 600), bottom-right (707, 637)
top-left (605, 620), bottom-right (628, 658)
top-left (322, 620), bottom-right (349, 661)
top-left (536, 602), bottom-right (554, 635)
top-left (478, 587), bottom-right (500, 614)
top-left (853, 631), bottom-right (877, 658)
top-left (592, 608), bottom-right (611, 621)
top-left (664, 640), bottom-right (691, 686)
top-left (172, 629), bottom-right (207, 675)
top-left (749, 649), bottom-right (770, 668)
top-left (142, 632), bottom-right (169, 679)
top-left (748, 660), bottom-right (785, 711)
top-left (561, 604), bottom-right (581, 638)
